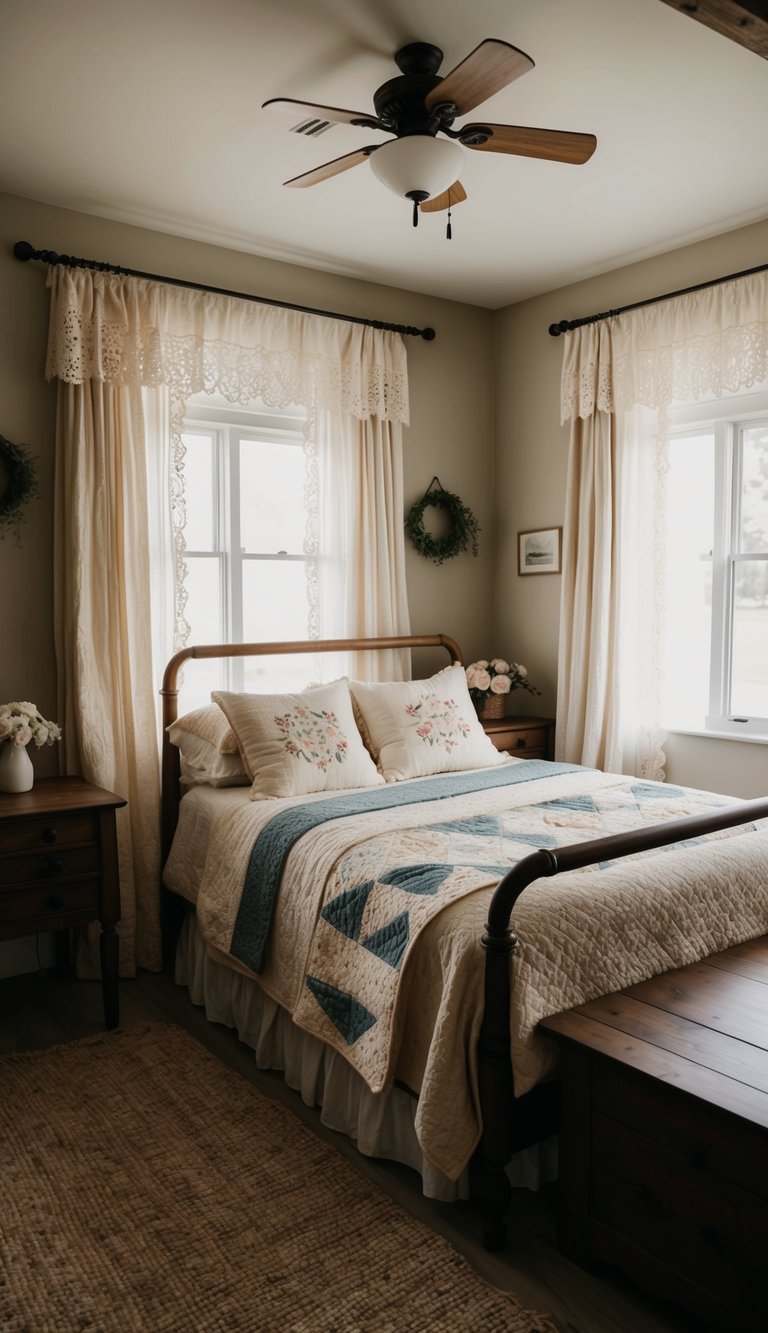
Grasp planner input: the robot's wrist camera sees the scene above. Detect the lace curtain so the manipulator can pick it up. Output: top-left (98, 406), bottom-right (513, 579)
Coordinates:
top-left (47, 267), bottom-right (410, 649)
top-left (557, 270), bottom-right (768, 778)
top-left (46, 266), bottom-right (411, 973)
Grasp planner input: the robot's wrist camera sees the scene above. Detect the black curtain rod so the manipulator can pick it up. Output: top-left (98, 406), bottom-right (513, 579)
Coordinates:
top-left (13, 240), bottom-right (436, 341)
top-left (548, 258), bottom-right (768, 337)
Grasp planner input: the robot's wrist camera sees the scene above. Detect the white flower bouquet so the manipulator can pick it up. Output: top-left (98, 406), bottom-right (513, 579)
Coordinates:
top-left (465, 658), bottom-right (539, 701)
top-left (0, 702), bottom-right (62, 748)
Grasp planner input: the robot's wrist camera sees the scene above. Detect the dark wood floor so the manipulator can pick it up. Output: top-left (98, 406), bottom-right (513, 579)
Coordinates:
top-left (0, 964), bottom-right (703, 1333)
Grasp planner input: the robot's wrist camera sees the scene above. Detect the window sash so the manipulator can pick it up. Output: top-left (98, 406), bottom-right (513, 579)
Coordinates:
top-left (181, 413), bottom-right (307, 696)
top-left (706, 417), bottom-right (768, 733)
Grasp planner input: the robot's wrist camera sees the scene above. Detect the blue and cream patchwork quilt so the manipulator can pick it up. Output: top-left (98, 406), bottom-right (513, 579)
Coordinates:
top-left (180, 759), bottom-right (768, 1178)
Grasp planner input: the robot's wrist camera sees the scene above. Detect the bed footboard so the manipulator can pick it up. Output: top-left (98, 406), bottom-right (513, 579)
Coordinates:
top-left (476, 794), bottom-right (768, 1251)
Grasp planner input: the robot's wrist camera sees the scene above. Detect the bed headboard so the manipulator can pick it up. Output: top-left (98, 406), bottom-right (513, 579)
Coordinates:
top-left (160, 634), bottom-right (463, 862)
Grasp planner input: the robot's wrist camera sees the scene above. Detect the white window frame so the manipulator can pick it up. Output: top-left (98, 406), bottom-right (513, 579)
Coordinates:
top-left (181, 400), bottom-right (307, 693)
top-left (668, 390), bottom-right (768, 740)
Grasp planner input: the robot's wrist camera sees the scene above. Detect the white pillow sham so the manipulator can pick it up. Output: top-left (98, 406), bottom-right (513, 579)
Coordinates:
top-left (178, 749), bottom-right (251, 788)
top-left (350, 663), bottom-right (506, 782)
top-left (167, 704), bottom-right (239, 754)
top-left (212, 679), bottom-right (385, 800)
top-left (167, 707), bottom-right (249, 787)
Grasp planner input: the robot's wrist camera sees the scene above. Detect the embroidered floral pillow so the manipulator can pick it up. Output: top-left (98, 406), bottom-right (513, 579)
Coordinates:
top-left (212, 681), bottom-right (384, 800)
top-left (350, 664), bottom-right (506, 782)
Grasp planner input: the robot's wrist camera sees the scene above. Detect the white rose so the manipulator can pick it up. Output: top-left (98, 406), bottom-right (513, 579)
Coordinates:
top-left (34, 725), bottom-right (49, 746)
top-left (0, 717), bottom-right (11, 739)
top-left (13, 725), bottom-right (32, 746)
top-left (491, 658), bottom-right (510, 674)
top-left (490, 674), bottom-right (511, 694)
top-left (474, 669), bottom-right (491, 692)
top-left (17, 702), bottom-right (39, 717)
top-left (465, 666), bottom-right (482, 689)
top-left (516, 664), bottom-right (528, 678)
top-left (475, 660), bottom-right (489, 669)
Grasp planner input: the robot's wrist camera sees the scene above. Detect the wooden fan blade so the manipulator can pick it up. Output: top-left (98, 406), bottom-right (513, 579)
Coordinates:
top-left (420, 181), bottom-right (468, 213)
top-left (263, 97), bottom-right (385, 131)
top-left (425, 39), bottom-right (534, 116)
top-left (284, 147), bottom-right (377, 188)
top-left (462, 123), bottom-right (597, 165)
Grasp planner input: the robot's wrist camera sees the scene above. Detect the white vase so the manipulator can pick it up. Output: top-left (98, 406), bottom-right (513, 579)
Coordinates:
top-left (0, 741), bottom-right (34, 793)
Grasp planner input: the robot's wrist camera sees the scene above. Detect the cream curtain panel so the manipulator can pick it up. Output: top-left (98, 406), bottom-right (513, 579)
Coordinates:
top-left (556, 271), bottom-right (768, 777)
top-left (46, 267), bottom-right (411, 973)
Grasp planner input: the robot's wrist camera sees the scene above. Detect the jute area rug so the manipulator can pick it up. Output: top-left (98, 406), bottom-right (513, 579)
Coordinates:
top-left (1, 1024), bottom-right (556, 1332)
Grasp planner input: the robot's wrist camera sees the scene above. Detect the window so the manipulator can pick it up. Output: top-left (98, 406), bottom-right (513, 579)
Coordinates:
top-left (179, 398), bottom-right (313, 709)
top-left (663, 395), bottom-right (768, 738)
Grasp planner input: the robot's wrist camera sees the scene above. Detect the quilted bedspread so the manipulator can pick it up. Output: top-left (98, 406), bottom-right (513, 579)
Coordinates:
top-left (170, 760), bottom-right (768, 1178)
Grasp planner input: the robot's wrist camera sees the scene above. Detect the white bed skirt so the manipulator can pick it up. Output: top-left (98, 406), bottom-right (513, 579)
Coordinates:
top-left (175, 915), bottom-right (556, 1201)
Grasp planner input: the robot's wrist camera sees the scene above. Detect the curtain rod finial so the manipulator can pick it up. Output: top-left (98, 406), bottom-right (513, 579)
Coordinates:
top-left (13, 241), bottom-right (37, 262)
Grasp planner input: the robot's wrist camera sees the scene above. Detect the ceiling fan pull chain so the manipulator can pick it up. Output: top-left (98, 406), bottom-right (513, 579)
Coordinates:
top-left (412, 198), bottom-right (420, 228)
top-left (446, 205), bottom-right (452, 241)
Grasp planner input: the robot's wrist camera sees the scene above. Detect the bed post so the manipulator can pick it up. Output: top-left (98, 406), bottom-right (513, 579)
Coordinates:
top-left (476, 924), bottom-right (517, 1250)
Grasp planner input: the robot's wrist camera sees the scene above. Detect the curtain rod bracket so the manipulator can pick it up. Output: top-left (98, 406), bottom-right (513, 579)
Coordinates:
top-left (13, 240), bottom-right (436, 341)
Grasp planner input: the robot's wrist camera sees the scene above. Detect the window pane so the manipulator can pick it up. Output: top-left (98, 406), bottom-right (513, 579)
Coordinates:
top-left (730, 561), bottom-right (768, 717)
top-left (178, 555), bottom-right (225, 708)
top-left (242, 559), bottom-right (308, 640)
top-left (661, 433), bottom-right (714, 724)
top-left (739, 424), bottom-right (768, 554)
top-left (241, 559), bottom-right (311, 692)
top-left (239, 439), bottom-right (305, 554)
top-left (242, 651), bottom-right (316, 695)
top-left (184, 555), bottom-right (223, 643)
top-left (181, 432), bottom-right (216, 551)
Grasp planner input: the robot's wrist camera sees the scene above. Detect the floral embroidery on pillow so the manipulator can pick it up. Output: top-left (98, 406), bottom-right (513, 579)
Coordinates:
top-left (275, 706), bottom-right (349, 770)
top-left (405, 696), bottom-right (471, 753)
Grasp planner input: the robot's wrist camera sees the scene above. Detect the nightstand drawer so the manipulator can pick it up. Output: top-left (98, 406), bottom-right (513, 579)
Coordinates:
top-left (481, 716), bottom-right (555, 759)
top-left (0, 812), bottom-right (99, 854)
top-left (0, 845), bottom-right (101, 889)
top-left (490, 725), bottom-right (548, 754)
top-left (0, 880), bottom-right (100, 926)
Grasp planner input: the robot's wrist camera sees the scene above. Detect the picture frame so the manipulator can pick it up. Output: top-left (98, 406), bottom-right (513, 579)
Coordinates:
top-left (518, 526), bottom-right (562, 576)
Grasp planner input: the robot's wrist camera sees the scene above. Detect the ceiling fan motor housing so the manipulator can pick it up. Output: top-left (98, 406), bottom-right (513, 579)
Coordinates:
top-left (373, 43), bottom-right (457, 138)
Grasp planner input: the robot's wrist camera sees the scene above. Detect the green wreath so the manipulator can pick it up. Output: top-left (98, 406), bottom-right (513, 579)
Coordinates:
top-left (405, 478), bottom-right (480, 566)
top-left (0, 435), bottom-right (39, 541)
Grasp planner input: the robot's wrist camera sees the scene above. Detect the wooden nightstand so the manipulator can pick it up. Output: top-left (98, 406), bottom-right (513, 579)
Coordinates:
top-left (0, 777), bottom-right (126, 1029)
top-left (482, 714), bottom-right (555, 760)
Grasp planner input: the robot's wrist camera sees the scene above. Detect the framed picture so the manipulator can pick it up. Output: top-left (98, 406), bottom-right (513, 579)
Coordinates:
top-left (518, 526), bottom-right (562, 575)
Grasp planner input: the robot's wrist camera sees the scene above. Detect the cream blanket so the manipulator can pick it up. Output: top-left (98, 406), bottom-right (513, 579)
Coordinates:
top-left (164, 762), bottom-right (768, 1178)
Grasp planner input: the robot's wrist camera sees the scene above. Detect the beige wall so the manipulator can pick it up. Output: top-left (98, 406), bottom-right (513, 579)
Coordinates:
top-left (493, 215), bottom-right (768, 797)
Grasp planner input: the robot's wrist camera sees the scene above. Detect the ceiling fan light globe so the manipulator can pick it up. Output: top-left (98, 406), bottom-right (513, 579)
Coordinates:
top-left (369, 136), bottom-right (462, 200)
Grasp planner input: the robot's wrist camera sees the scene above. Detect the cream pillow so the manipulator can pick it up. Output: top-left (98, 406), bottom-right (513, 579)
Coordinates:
top-left (167, 704), bottom-right (239, 754)
top-left (350, 663), bottom-right (506, 782)
top-left (177, 748), bottom-right (250, 788)
top-left (167, 706), bottom-right (249, 786)
top-left (212, 680), bottom-right (385, 800)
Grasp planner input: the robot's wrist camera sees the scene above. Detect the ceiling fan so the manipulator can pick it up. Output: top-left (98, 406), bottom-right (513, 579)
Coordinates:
top-left (263, 38), bottom-right (597, 232)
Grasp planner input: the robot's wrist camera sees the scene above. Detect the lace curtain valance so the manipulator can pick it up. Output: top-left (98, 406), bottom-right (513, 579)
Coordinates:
top-left (45, 268), bottom-right (410, 424)
top-left (561, 269), bottom-right (768, 422)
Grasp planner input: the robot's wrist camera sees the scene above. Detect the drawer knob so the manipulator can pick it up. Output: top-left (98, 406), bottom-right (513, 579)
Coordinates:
top-left (515, 738), bottom-right (526, 749)
top-left (41, 826), bottom-right (58, 844)
top-left (48, 893), bottom-right (64, 910)
top-left (44, 856), bottom-right (64, 875)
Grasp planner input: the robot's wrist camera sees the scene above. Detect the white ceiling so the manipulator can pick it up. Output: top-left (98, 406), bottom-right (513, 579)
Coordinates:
top-left (2, 0), bottom-right (768, 307)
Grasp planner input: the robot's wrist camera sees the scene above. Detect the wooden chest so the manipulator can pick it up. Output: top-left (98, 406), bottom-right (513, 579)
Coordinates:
top-left (541, 938), bottom-right (768, 1332)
